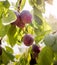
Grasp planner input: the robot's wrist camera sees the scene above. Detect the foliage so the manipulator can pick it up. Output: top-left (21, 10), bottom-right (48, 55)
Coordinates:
top-left (0, 0), bottom-right (56, 65)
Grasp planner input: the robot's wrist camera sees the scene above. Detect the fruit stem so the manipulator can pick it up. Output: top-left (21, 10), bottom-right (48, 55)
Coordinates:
top-left (0, 37), bottom-right (2, 45)
top-left (17, 0), bottom-right (22, 12)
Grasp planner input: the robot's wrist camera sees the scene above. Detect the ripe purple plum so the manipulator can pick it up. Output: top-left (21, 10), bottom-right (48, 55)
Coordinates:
top-left (12, 11), bottom-right (25, 29)
top-left (20, 10), bottom-right (32, 24)
top-left (0, 46), bottom-right (2, 55)
top-left (32, 44), bottom-right (40, 54)
top-left (23, 34), bottom-right (34, 46)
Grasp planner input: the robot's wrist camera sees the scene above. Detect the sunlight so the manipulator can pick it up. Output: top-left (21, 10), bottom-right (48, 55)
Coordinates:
top-left (9, 0), bottom-right (57, 18)
top-left (52, 0), bottom-right (57, 18)
top-left (45, 0), bottom-right (57, 18)
top-left (9, 0), bottom-right (32, 11)
top-left (44, 0), bottom-right (57, 31)
top-left (23, 0), bottom-right (33, 11)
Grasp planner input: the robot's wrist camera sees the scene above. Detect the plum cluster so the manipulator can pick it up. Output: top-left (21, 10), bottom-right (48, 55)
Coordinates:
top-left (12, 10), bottom-right (32, 28)
top-left (11, 10), bottom-right (33, 46)
top-left (12, 10), bottom-right (33, 46)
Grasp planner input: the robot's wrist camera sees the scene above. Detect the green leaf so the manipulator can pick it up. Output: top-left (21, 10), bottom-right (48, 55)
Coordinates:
top-left (33, 6), bottom-right (42, 18)
top-left (32, 20), bottom-right (39, 29)
top-left (37, 47), bottom-right (54, 65)
top-left (33, 19), bottom-right (51, 43)
top-left (34, 14), bottom-right (43, 25)
top-left (54, 52), bottom-right (57, 60)
top-left (0, 56), bottom-right (2, 64)
top-left (0, 0), bottom-right (10, 11)
top-left (29, 0), bottom-right (45, 13)
top-left (28, 0), bottom-right (34, 6)
top-left (5, 46), bottom-right (13, 54)
top-left (36, 0), bottom-right (45, 13)
top-left (0, 1), bottom-right (4, 8)
top-left (35, 32), bottom-right (45, 43)
top-left (33, 6), bottom-right (43, 25)
top-left (29, 0), bottom-right (42, 6)
top-left (20, 0), bottom-right (26, 10)
top-left (2, 10), bottom-right (17, 25)
top-left (3, 0), bottom-right (10, 8)
top-left (36, 0), bottom-right (42, 5)
top-left (0, 20), bottom-right (10, 37)
top-left (2, 48), bottom-right (14, 65)
top-left (17, 51), bottom-right (31, 65)
top-left (26, 25), bottom-right (34, 35)
top-left (0, 2), bottom-right (4, 18)
top-left (7, 25), bottom-right (17, 46)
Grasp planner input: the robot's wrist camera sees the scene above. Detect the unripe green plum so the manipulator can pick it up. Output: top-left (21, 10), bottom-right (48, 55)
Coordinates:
top-left (52, 42), bottom-right (57, 52)
top-left (0, 46), bottom-right (2, 55)
top-left (44, 34), bottom-right (55, 46)
top-left (54, 32), bottom-right (57, 44)
top-left (20, 10), bottom-right (32, 24)
top-left (12, 11), bottom-right (25, 28)
top-left (23, 34), bottom-right (34, 46)
top-left (52, 32), bottom-right (57, 52)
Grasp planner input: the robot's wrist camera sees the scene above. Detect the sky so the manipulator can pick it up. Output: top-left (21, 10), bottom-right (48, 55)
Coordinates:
top-left (9, 0), bottom-right (57, 18)
top-left (9, 0), bottom-right (32, 11)
top-left (45, 0), bottom-right (57, 18)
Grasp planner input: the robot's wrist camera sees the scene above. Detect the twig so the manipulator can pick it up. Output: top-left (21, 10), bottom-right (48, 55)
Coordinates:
top-left (17, 0), bottom-right (22, 12)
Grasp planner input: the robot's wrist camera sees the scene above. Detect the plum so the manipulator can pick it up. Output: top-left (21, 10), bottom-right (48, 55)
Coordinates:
top-left (20, 10), bottom-right (32, 24)
top-left (23, 34), bottom-right (34, 46)
top-left (12, 11), bottom-right (25, 28)
top-left (32, 44), bottom-right (40, 54)
top-left (0, 46), bottom-right (2, 55)
top-left (52, 43), bottom-right (57, 52)
top-left (52, 32), bottom-right (57, 52)
top-left (44, 34), bottom-right (55, 46)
